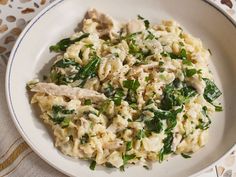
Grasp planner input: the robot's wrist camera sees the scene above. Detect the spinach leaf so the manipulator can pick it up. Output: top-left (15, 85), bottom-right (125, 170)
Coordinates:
top-left (84, 99), bottom-right (92, 105)
top-left (196, 106), bottom-right (211, 130)
top-left (181, 153), bottom-right (191, 159)
top-left (145, 117), bottom-right (163, 133)
top-left (160, 80), bottom-right (197, 110)
top-left (89, 160), bottom-right (96, 170)
top-left (51, 105), bottom-right (74, 124)
top-left (123, 79), bottom-right (140, 91)
top-left (98, 100), bottom-right (110, 115)
top-left (52, 59), bottom-right (80, 69)
top-left (136, 129), bottom-right (145, 140)
top-left (159, 133), bottom-right (173, 162)
top-left (123, 154), bottom-right (136, 165)
top-left (184, 68), bottom-right (197, 77)
top-left (161, 49), bottom-right (187, 60)
top-left (74, 55), bottom-right (100, 86)
top-left (203, 78), bottom-right (222, 103)
top-left (113, 88), bottom-right (125, 106)
top-left (126, 141), bottom-right (132, 151)
top-left (50, 33), bottom-right (90, 52)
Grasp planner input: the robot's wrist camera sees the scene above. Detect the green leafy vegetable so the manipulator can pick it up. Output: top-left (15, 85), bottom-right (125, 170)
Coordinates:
top-left (160, 80), bottom-right (197, 110)
top-left (50, 33), bottom-right (90, 52)
top-left (161, 48), bottom-right (187, 60)
top-left (126, 141), bottom-right (132, 151)
top-left (123, 154), bottom-right (136, 165)
top-left (136, 129), bottom-right (145, 140)
top-left (123, 79), bottom-right (140, 91)
top-left (61, 118), bottom-right (70, 128)
top-left (113, 88), bottom-right (125, 106)
top-left (51, 105), bottom-right (74, 124)
top-left (89, 160), bottom-right (96, 170)
top-left (196, 106), bottom-right (211, 130)
top-left (159, 133), bottom-right (173, 162)
top-left (84, 99), bottom-right (92, 105)
top-left (74, 55), bottom-right (100, 87)
top-left (203, 78), bottom-right (222, 103)
top-left (184, 68), bottom-right (197, 77)
top-left (145, 117), bottom-right (163, 133)
top-left (53, 59), bottom-right (80, 69)
top-left (181, 153), bottom-right (191, 159)
top-left (214, 105), bottom-right (223, 112)
top-left (80, 133), bottom-right (89, 144)
top-left (98, 100), bottom-right (110, 115)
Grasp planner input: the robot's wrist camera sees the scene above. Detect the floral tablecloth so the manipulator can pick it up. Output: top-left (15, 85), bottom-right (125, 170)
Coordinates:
top-left (0, 0), bottom-right (235, 177)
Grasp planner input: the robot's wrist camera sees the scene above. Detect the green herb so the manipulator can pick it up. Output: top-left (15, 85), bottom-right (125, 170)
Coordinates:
top-left (123, 79), bottom-right (140, 91)
top-left (160, 80), bottom-right (197, 110)
top-left (145, 31), bottom-right (155, 40)
top-left (105, 162), bottom-right (116, 168)
top-left (51, 105), bottom-right (74, 124)
top-left (145, 117), bottom-right (163, 133)
top-left (180, 49), bottom-right (187, 59)
top-left (61, 118), bottom-right (70, 128)
top-left (53, 59), bottom-right (80, 69)
top-left (159, 61), bottom-right (164, 66)
top-left (126, 141), bottom-right (132, 151)
top-left (179, 41), bottom-right (184, 46)
top-left (137, 14), bottom-right (145, 20)
top-left (75, 55), bottom-right (100, 86)
top-left (50, 33), bottom-right (90, 52)
top-left (137, 15), bottom-right (149, 29)
top-left (196, 118), bottom-right (211, 130)
top-left (184, 68), bottom-right (197, 77)
top-left (159, 133), bottom-right (173, 162)
top-left (143, 165), bottom-right (149, 170)
top-left (145, 76), bottom-right (150, 82)
top-left (80, 133), bottom-right (89, 144)
top-left (181, 153), bottom-right (191, 158)
top-left (98, 100), bottom-right (110, 115)
top-left (130, 103), bottom-right (138, 109)
top-left (214, 105), bottom-right (223, 112)
top-left (182, 59), bottom-right (193, 66)
top-left (113, 88), bottom-right (125, 106)
top-left (85, 44), bottom-right (94, 48)
top-left (208, 49), bottom-right (212, 55)
top-left (84, 99), bottom-right (92, 105)
top-left (123, 154), bottom-right (136, 165)
top-left (161, 49), bottom-right (187, 60)
top-left (136, 129), bottom-right (145, 140)
top-left (89, 160), bottom-right (96, 170)
top-left (203, 78), bottom-right (222, 103)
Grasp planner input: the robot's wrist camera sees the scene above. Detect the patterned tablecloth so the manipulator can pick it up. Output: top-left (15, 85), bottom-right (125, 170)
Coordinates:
top-left (0, 0), bottom-right (235, 177)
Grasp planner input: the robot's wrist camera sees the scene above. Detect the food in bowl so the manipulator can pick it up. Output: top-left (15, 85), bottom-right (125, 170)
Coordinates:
top-left (27, 9), bottom-right (222, 170)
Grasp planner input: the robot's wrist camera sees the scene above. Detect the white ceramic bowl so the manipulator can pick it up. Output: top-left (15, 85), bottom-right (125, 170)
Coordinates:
top-left (5, 0), bottom-right (236, 176)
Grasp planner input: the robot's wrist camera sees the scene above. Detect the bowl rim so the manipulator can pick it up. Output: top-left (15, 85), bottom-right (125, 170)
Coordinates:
top-left (5, 0), bottom-right (236, 176)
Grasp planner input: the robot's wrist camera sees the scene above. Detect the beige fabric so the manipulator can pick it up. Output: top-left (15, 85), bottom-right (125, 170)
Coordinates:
top-left (0, 59), bottom-right (65, 177)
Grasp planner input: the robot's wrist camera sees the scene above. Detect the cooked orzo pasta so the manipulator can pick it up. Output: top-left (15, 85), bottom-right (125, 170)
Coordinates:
top-left (28, 9), bottom-right (222, 170)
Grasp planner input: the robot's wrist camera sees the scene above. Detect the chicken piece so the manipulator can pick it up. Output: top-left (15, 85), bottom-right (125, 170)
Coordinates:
top-left (83, 8), bottom-right (121, 39)
top-left (103, 139), bottom-right (123, 150)
top-left (127, 19), bottom-right (145, 34)
top-left (31, 82), bottom-right (107, 102)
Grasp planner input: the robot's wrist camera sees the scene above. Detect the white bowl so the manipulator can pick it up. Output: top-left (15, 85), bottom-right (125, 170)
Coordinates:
top-left (5, 0), bottom-right (236, 176)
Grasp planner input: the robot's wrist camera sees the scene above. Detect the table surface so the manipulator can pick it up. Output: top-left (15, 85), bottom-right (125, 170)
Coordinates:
top-left (0, 0), bottom-right (235, 177)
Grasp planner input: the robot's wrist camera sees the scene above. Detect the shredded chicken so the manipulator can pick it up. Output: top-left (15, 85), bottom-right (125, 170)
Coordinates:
top-left (83, 8), bottom-right (121, 39)
top-left (31, 82), bottom-right (107, 101)
top-left (127, 19), bottom-right (146, 34)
